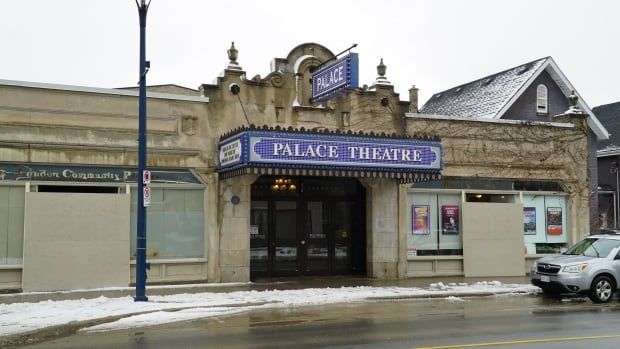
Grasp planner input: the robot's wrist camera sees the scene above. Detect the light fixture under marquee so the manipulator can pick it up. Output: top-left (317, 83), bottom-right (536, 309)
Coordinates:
top-left (271, 177), bottom-right (297, 191)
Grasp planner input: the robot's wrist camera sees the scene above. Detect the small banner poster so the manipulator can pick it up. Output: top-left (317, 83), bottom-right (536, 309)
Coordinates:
top-left (523, 207), bottom-right (537, 235)
top-left (412, 205), bottom-right (430, 235)
top-left (441, 205), bottom-right (459, 235)
top-left (546, 207), bottom-right (563, 235)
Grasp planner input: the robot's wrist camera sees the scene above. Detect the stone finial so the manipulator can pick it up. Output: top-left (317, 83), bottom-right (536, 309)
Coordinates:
top-left (566, 90), bottom-right (584, 115)
top-left (377, 58), bottom-right (386, 77)
top-left (553, 89), bottom-right (587, 124)
top-left (371, 58), bottom-right (391, 88)
top-left (568, 90), bottom-right (578, 108)
top-left (226, 42), bottom-right (242, 71)
top-left (227, 42), bottom-right (238, 65)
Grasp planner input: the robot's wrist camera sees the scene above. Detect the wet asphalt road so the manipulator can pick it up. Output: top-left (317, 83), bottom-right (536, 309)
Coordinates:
top-left (19, 294), bottom-right (620, 349)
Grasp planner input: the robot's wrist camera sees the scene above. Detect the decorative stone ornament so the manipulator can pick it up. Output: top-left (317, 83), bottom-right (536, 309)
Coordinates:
top-left (371, 58), bottom-right (391, 87)
top-left (227, 42), bottom-right (238, 65)
top-left (227, 42), bottom-right (242, 71)
top-left (565, 90), bottom-right (585, 115)
top-left (553, 90), bottom-right (587, 125)
top-left (182, 115), bottom-right (198, 136)
top-left (377, 58), bottom-right (386, 77)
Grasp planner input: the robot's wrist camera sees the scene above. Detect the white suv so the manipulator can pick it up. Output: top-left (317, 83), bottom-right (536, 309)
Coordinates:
top-left (531, 232), bottom-right (620, 303)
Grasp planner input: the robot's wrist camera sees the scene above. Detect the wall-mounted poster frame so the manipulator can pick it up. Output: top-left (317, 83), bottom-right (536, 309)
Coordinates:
top-left (523, 207), bottom-right (536, 235)
top-left (412, 205), bottom-right (430, 235)
top-left (441, 205), bottom-right (459, 235)
top-left (546, 207), bottom-right (563, 235)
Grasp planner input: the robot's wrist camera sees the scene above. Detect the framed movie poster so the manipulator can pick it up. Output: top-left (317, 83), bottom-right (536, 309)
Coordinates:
top-left (546, 207), bottom-right (563, 235)
top-left (441, 205), bottom-right (459, 235)
top-left (523, 207), bottom-right (537, 235)
top-left (412, 205), bottom-right (430, 235)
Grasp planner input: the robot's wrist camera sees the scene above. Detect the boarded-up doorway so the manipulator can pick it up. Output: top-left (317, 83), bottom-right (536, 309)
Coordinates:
top-left (22, 192), bottom-right (129, 292)
top-left (462, 202), bottom-right (525, 277)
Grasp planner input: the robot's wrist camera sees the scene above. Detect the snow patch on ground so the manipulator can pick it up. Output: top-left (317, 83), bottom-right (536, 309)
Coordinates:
top-left (0, 282), bottom-right (251, 297)
top-left (0, 281), bottom-right (539, 336)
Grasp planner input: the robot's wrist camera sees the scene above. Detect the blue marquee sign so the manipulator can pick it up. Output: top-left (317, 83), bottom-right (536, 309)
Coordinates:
top-left (218, 130), bottom-right (442, 175)
top-left (311, 53), bottom-right (359, 103)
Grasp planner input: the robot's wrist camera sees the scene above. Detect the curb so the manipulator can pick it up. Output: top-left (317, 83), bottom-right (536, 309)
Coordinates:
top-left (0, 291), bottom-right (537, 347)
top-left (0, 301), bottom-right (273, 348)
top-left (366, 289), bottom-right (537, 300)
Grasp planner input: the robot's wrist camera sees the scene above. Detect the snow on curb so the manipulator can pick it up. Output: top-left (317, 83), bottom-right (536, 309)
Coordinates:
top-left (0, 281), bottom-right (539, 337)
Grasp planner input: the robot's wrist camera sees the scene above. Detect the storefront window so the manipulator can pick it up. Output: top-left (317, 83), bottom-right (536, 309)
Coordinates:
top-left (130, 188), bottom-right (205, 259)
top-left (598, 192), bottom-right (615, 229)
top-left (0, 186), bottom-right (24, 265)
top-left (407, 192), bottom-right (463, 256)
top-left (522, 194), bottom-right (568, 254)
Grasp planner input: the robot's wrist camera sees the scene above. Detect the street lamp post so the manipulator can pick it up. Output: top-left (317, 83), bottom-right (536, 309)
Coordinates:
top-left (135, 0), bottom-right (151, 302)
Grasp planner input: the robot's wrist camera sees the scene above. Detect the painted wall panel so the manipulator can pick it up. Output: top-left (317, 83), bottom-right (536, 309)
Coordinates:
top-left (22, 192), bottom-right (129, 292)
top-left (463, 202), bottom-right (525, 277)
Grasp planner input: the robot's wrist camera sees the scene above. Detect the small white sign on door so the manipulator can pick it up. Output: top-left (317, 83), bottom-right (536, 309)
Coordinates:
top-left (250, 225), bottom-right (259, 235)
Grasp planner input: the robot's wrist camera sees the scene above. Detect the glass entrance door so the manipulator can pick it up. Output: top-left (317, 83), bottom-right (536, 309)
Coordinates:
top-left (274, 201), bottom-right (299, 274)
top-left (304, 201), bottom-right (329, 274)
top-left (331, 201), bottom-right (353, 273)
top-left (250, 201), bottom-right (269, 274)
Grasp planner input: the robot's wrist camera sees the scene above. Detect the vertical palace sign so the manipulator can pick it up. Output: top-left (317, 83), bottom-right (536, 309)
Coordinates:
top-left (311, 53), bottom-right (359, 103)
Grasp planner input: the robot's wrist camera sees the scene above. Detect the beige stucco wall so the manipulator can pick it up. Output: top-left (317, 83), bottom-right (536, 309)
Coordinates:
top-left (360, 178), bottom-right (400, 278)
top-left (0, 83), bottom-right (210, 169)
top-left (405, 115), bottom-right (590, 245)
top-left (22, 192), bottom-right (130, 292)
top-left (215, 175), bottom-right (257, 282)
top-left (0, 82), bottom-right (213, 288)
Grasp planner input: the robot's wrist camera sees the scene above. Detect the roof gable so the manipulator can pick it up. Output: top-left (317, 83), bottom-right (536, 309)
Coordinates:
top-left (420, 57), bottom-right (547, 119)
top-left (594, 101), bottom-right (620, 152)
top-left (420, 57), bottom-right (609, 140)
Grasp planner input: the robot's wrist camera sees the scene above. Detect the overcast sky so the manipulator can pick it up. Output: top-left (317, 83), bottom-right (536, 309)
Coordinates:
top-left (1, 0), bottom-right (618, 107)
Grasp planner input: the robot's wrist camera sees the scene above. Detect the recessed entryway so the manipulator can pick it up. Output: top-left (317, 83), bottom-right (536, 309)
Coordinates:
top-left (250, 176), bottom-right (366, 278)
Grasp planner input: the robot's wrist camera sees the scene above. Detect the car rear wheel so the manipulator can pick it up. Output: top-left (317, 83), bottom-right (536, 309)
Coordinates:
top-left (588, 275), bottom-right (615, 303)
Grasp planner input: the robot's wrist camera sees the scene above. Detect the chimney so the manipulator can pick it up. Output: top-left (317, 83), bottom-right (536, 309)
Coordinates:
top-left (409, 85), bottom-right (419, 113)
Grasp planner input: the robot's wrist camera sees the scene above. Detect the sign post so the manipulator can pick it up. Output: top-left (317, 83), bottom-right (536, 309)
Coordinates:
top-left (134, 0), bottom-right (151, 302)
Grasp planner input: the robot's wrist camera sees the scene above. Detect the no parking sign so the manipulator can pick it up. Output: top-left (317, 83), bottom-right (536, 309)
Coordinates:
top-left (143, 186), bottom-right (151, 207)
top-left (143, 170), bottom-right (151, 207)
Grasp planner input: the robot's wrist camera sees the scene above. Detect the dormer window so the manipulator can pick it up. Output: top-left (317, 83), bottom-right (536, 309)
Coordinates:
top-left (536, 84), bottom-right (548, 115)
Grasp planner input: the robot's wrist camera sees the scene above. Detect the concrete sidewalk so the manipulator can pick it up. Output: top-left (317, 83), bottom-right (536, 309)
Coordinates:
top-left (0, 275), bottom-right (532, 304)
top-left (0, 275), bottom-right (537, 348)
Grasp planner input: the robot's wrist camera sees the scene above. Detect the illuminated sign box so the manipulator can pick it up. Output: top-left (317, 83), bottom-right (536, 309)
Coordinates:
top-left (218, 130), bottom-right (442, 174)
top-left (311, 53), bottom-right (359, 103)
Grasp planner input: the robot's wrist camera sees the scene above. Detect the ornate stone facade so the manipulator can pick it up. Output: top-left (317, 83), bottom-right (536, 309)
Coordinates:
top-left (0, 43), bottom-right (592, 290)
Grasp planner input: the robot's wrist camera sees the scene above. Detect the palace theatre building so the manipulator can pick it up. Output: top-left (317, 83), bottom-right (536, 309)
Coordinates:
top-left (0, 43), bottom-right (599, 291)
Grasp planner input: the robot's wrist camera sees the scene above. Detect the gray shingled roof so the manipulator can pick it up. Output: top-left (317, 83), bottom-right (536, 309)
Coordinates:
top-left (594, 102), bottom-right (620, 151)
top-left (420, 57), bottom-right (549, 118)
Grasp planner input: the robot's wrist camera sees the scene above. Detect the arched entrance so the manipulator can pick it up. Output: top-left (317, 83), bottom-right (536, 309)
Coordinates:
top-left (250, 176), bottom-right (366, 278)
